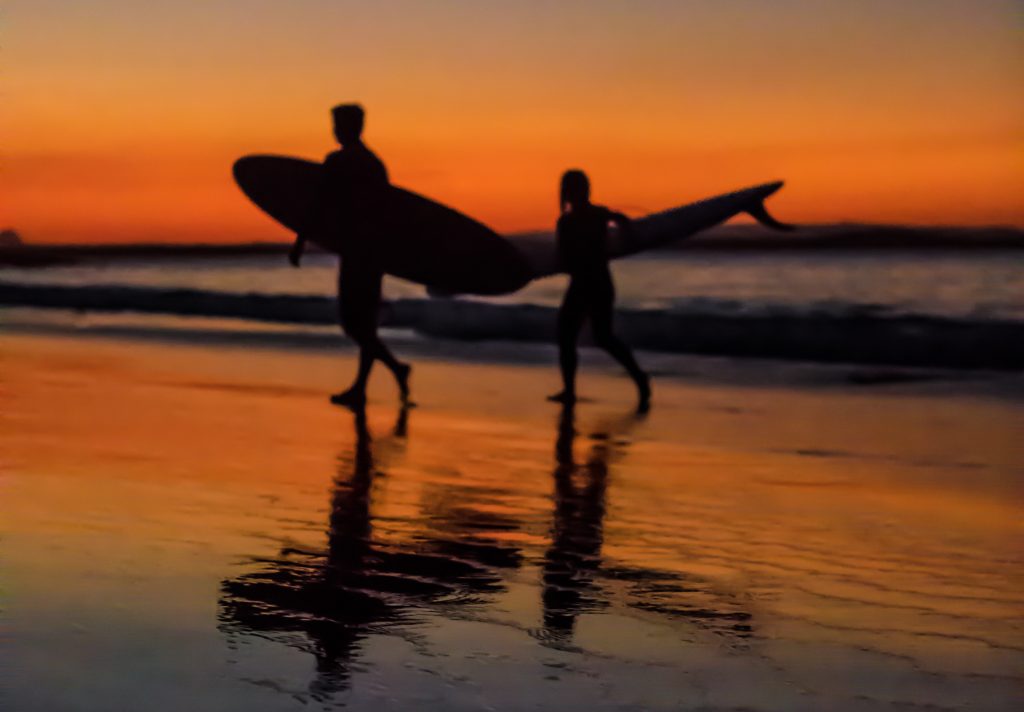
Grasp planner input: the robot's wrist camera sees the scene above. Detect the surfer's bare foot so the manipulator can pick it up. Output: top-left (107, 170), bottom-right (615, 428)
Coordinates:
top-left (395, 362), bottom-right (412, 402)
top-left (547, 391), bottom-right (576, 404)
top-left (393, 405), bottom-right (410, 437)
top-left (637, 376), bottom-right (652, 414)
top-left (330, 388), bottom-right (366, 409)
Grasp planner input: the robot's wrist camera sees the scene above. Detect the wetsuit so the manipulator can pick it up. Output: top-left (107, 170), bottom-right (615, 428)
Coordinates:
top-left (317, 143), bottom-right (406, 393)
top-left (319, 144), bottom-right (388, 336)
top-left (556, 205), bottom-right (647, 393)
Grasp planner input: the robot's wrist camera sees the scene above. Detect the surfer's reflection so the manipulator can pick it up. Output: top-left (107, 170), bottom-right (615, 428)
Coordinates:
top-left (309, 405), bottom-right (399, 694)
top-left (219, 405), bottom-right (518, 697)
top-left (220, 405), bottom-right (403, 695)
top-left (220, 406), bottom-right (755, 699)
top-left (541, 404), bottom-right (637, 642)
top-left (539, 405), bottom-right (754, 646)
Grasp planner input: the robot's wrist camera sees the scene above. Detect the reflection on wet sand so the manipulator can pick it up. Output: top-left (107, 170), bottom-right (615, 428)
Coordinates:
top-left (541, 405), bottom-right (752, 647)
top-left (539, 404), bottom-right (615, 642)
top-left (220, 404), bottom-right (753, 696)
top-left (219, 405), bottom-right (521, 696)
top-left (7, 335), bottom-right (1019, 711)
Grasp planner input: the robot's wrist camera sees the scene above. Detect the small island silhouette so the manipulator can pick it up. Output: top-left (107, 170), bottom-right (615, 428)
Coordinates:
top-left (0, 229), bottom-right (23, 248)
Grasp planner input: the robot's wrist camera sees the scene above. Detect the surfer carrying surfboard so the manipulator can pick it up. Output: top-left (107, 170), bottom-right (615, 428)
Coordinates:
top-left (289, 104), bottom-right (412, 407)
top-left (548, 170), bottom-right (651, 411)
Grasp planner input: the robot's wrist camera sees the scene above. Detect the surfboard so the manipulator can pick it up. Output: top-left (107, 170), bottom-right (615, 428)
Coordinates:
top-left (234, 154), bottom-right (791, 296)
top-left (509, 182), bottom-right (790, 277)
top-left (233, 155), bottom-right (534, 295)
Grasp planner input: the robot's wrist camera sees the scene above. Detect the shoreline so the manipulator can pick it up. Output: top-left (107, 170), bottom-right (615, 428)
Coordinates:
top-left (4, 307), bottom-right (1024, 403)
top-left (3, 282), bottom-right (1022, 371)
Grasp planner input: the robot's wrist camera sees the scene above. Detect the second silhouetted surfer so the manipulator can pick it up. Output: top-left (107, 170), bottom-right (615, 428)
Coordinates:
top-left (548, 170), bottom-right (650, 411)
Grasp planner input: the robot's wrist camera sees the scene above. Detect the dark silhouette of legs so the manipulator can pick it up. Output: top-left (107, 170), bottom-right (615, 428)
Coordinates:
top-left (589, 298), bottom-right (650, 411)
top-left (341, 333), bottom-right (410, 400)
top-left (542, 401), bottom-right (616, 640)
top-left (333, 261), bottom-right (410, 407)
top-left (550, 280), bottom-right (650, 410)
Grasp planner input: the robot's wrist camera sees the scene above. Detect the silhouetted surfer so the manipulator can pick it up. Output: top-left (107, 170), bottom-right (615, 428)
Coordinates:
top-left (289, 104), bottom-right (411, 407)
top-left (548, 170), bottom-right (650, 411)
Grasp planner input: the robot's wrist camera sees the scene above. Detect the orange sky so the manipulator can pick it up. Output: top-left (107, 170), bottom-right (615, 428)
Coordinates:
top-left (3, 0), bottom-right (1022, 243)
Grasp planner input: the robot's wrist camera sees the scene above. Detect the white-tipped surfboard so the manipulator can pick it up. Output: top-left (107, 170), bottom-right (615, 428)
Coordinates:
top-left (234, 155), bottom-right (792, 295)
top-left (510, 181), bottom-right (791, 278)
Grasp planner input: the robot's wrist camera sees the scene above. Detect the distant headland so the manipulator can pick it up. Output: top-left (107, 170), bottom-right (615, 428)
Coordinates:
top-left (0, 224), bottom-right (1021, 268)
top-left (0, 229), bottom-right (24, 248)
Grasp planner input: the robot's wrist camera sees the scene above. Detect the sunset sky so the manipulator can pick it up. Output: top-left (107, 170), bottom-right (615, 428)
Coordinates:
top-left (3, 0), bottom-right (1022, 243)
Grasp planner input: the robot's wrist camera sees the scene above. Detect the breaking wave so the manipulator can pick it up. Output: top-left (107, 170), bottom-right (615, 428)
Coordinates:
top-left (2, 281), bottom-right (1021, 370)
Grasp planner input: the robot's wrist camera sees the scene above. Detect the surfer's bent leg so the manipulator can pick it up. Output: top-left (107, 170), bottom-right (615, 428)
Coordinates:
top-left (589, 287), bottom-right (650, 410)
top-left (357, 269), bottom-right (410, 400)
top-left (336, 263), bottom-right (410, 403)
top-left (550, 282), bottom-right (586, 402)
top-left (331, 262), bottom-right (371, 406)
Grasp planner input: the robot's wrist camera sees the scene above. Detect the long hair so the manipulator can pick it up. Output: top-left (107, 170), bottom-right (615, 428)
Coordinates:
top-left (560, 169), bottom-right (590, 214)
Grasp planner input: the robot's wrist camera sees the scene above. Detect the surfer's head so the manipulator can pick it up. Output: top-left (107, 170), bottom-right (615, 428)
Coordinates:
top-left (331, 104), bottom-right (365, 145)
top-left (560, 169), bottom-right (590, 213)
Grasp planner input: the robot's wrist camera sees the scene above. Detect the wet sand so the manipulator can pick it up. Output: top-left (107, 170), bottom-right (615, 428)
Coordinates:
top-left (2, 331), bottom-right (1022, 711)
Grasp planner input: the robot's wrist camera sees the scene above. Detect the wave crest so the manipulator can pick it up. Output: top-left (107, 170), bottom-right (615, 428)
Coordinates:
top-left (2, 281), bottom-right (1021, 370)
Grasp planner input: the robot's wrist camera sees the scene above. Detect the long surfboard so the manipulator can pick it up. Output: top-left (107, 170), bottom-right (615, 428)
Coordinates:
top-left (234, 155), bottom-right (791, 296)
top-left (510, 182), bottom-right (790, 278)
top-left (234, 156), bottom-right (533, 295)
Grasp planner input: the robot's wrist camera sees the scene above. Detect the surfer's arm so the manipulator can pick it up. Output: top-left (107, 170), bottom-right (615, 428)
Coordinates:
top-left (291, 153), bottom-right (341, 267)
top-left (607, 210), bottom-right (632, 256)
top-left (608, 210), bottom-right (632, 234)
